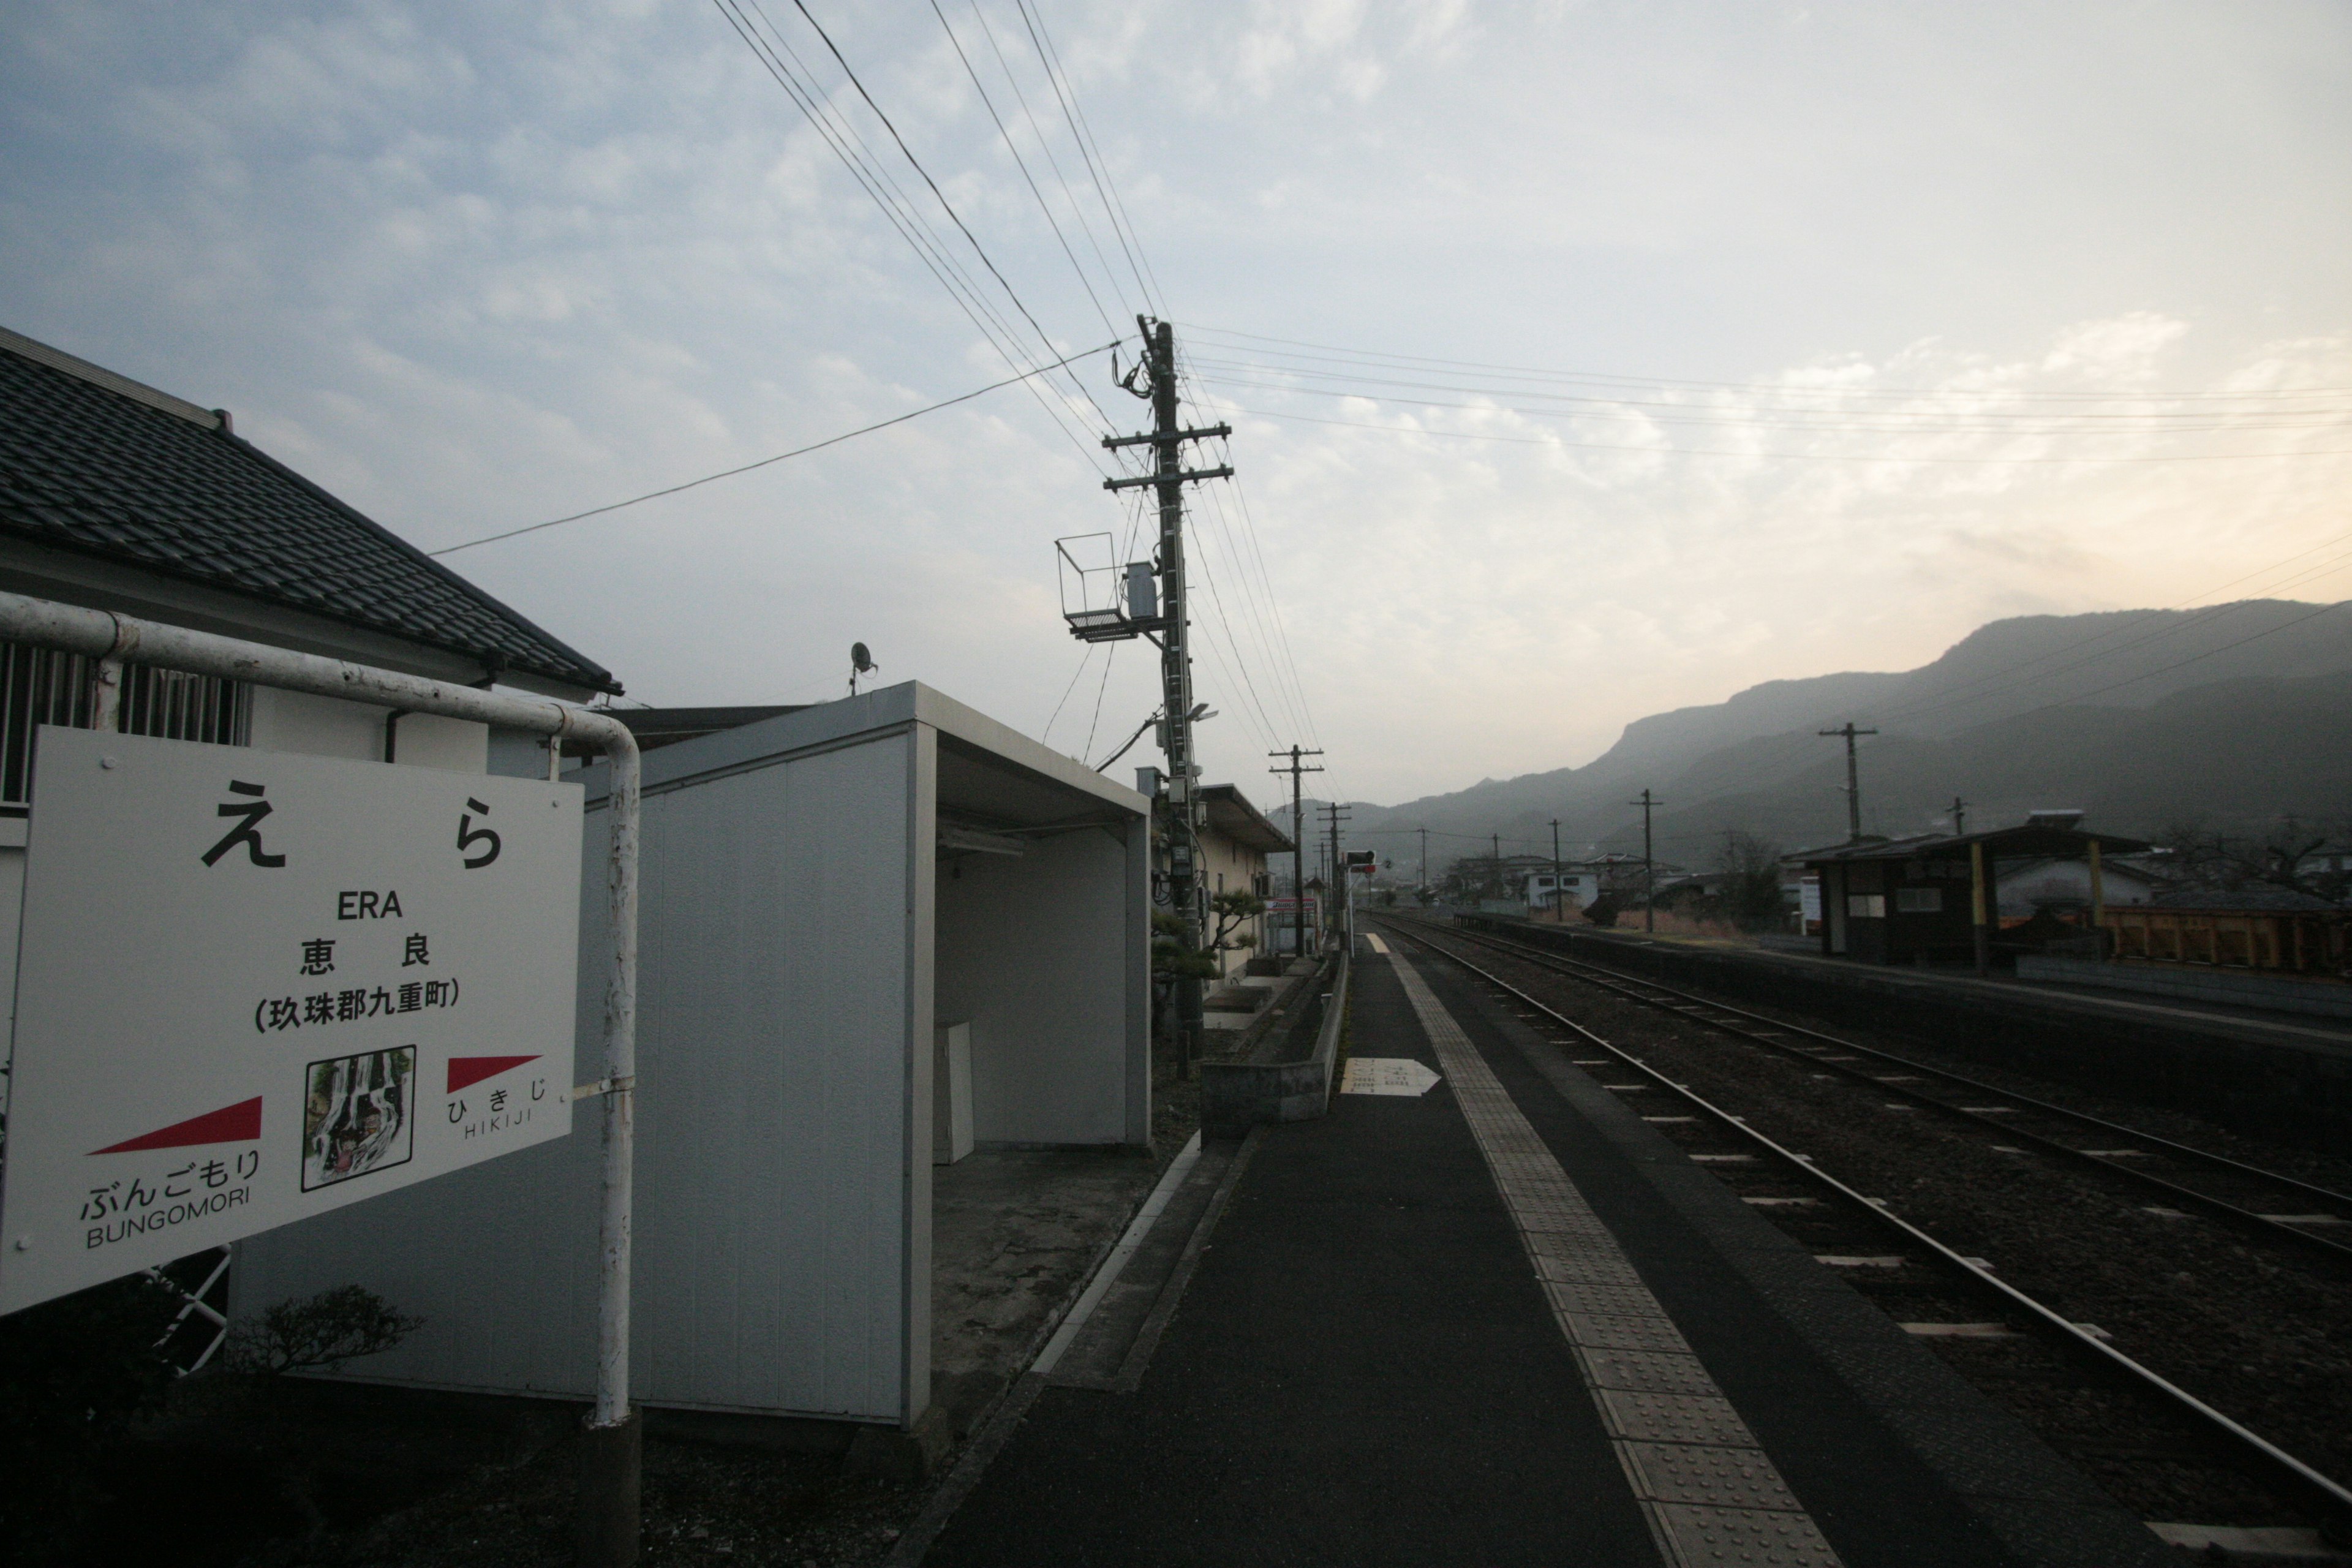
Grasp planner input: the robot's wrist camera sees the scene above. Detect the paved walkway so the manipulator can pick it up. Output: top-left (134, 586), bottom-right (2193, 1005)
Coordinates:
top-left (917, 939), bottom-right (2169, 1568)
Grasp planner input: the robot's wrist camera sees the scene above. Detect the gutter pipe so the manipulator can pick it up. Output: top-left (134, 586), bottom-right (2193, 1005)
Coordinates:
top-left (0, 590), bottom-right (645, 1564)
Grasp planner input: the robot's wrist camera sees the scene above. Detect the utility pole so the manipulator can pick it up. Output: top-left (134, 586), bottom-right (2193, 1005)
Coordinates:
top-left (1317, 802), bottom-right (1351, 948)
top-left (1417, 826), bottom-right (1430, 893)
top-left (1550, 818), bottom-right (1564, 922)
top-left (1490, 832), bottom-right (1504, 901)
top-left (1268, 745), bottom-right (1323, 967)
top-left (1102, 317), bottom-right (1232, 1072)
top-left (1950, 796), bottom-right (1968, 836)
top-left (1629, 789), bottom-right (1660, 933)
top-left (1818, 722), bottom-right (1879, 842)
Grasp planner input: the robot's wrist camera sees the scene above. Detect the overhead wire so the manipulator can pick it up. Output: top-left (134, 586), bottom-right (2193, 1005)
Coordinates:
top-left (1041, 643), bottom-right (1095, 746)
top-left (715, 0), bottom-right (1124, 477)
top-left (1188, 384), bottom-right (2351, 464)
top-left (925, 0), bottom-right (1118, 342)
top-left (1012, 0), bottom-right (1162, 315)
top-left (778, 0), bottom-right (1124, 437)
top-left (432, 339), bottom-right (1117, 556)
top-left (962, 0), bottom-right (1138, 323)
top-left (1181, 323), bottom-right (2352, 404)
top-left (1186, 363), bottom-right (2352, 435)
top-left (1082, 639), bottom-right (1118, 763)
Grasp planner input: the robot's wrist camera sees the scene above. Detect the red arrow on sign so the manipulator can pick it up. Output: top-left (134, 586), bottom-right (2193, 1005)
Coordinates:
top-left (90, 1096), bottom-right (263, 1155)
top-left (447, 1055), bottom-right (541, 1094)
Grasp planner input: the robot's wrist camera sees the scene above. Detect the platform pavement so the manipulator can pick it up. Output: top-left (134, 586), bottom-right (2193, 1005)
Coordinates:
top-left (911, 937), bottom-right (2173, 1567)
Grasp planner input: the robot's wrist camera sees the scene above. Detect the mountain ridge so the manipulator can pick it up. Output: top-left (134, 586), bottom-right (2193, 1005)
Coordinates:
top-left (1304, 598), bottom-right (2352, 875)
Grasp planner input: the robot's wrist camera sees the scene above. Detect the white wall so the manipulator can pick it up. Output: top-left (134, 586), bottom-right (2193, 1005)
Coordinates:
top-left (935, 822), bottom-right (1139, 1147)
top-left (235, 728), bottom-right (927, 1426)
top-left (247, 687), bottom-right (486, 774)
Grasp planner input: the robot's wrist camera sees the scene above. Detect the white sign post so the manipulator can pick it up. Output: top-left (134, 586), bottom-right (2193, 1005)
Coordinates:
top-left (0, 727), bottom-right (583, 1314)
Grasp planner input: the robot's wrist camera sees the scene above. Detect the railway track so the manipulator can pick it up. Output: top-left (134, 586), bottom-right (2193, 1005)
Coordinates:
top-left (1407, 916), bottom-right (2352, 1262)
top-left (1373, 916), bottom-right (2352, 1539)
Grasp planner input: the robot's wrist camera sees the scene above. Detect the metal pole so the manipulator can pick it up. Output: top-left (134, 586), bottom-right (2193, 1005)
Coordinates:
top-left (1971, 841), bottom-right (1989, 977)
top-left (0, 590), bottom-right (647, 1567)
top-left (1819, 723), bottom-right (1879, 842)
top-left (1268, 745), bottom-right (1321, 967)
top-left (1638, 790), bottom-right (1657, 933)
top-left (1550, 818), bottom-right (1562, 922)
top-left (1145, 320), bottom-right (1204, 1072)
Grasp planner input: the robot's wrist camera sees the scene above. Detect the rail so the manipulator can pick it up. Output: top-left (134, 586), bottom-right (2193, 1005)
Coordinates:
top-left (1378, 916), bottom-right (2352, 1529)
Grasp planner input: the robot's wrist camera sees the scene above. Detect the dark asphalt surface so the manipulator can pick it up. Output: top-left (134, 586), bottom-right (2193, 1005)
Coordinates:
top-left (924, 951), bottom-right (1660, 1567)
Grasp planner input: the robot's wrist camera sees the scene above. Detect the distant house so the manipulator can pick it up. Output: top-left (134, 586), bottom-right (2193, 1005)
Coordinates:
top-left (1193, 782), bottom-right (1294, 979)
top-left (1523, 854), bottom-right (1672, 914)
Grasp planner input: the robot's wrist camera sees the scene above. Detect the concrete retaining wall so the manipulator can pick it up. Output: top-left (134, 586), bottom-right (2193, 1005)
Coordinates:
top-left (2015, 954), bottom-right (2352, 1021)
top-left (1454, 916), bottom-right (2352, 1149)
top-left (1200, 952), bottom-right (1350, 1139)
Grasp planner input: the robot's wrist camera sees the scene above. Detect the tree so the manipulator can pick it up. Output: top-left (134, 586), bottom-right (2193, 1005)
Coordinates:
top-left (1204, 889), bottom-right (1265, 959)
top-left (1716, 831), bottom-right (1788, 930)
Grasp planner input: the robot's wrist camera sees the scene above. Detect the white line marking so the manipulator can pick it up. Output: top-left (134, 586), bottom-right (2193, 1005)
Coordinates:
top-left (1386, 951), bottom-right (1842, 1567)
top-left (1031, 1132), bottom-right (1203, 1376)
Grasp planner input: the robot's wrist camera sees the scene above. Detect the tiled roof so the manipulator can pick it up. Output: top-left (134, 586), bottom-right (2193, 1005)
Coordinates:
top-left (0, 328), bottom-right (619, 696)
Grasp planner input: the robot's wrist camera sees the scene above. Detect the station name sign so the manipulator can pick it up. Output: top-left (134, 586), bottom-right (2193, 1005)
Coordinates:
top-left (0, 728), bottom-right (583, 1314)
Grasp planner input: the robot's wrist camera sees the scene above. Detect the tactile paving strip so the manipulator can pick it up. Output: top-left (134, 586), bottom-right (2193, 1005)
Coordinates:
top-left (1388, 951), bottom-right (1843, 1568)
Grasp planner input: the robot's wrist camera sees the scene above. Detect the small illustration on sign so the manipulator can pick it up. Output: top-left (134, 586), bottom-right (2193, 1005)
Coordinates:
top-left (301, 1047), bottom-right (416, 1191)
top-left (202, 781), bottom-right (287, 869)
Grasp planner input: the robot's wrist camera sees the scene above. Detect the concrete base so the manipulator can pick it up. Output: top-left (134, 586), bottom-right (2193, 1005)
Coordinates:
top-left (574, 1408), bottom-right (642, 1568)
top-left (842, 1404), bottom-right (954, 1483)
top-left (930, 1148), bottom-right (1163, 1405)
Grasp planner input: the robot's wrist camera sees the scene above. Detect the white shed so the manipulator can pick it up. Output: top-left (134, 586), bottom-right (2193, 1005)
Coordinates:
top-left (235, 682), bottom-right (1152, 1433)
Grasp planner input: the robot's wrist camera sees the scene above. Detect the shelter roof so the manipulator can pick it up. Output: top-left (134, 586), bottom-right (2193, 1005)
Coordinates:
top-left (578, 682), bottom-right (1149, 834)
top-left (597, 705), bottom-right (811, 753)
top-left (1200, 783), bottom-right (1294, 854)
top-left (0, 325), bottom-right (619, 698)
top-left (1788, 822), bottom-right (2152, 867)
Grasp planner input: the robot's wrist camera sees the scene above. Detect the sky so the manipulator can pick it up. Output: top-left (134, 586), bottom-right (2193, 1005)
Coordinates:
top-left (2, 0), bottom-right (2347, 807)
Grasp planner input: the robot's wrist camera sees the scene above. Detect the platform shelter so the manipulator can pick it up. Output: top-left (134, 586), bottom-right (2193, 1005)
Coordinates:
top-left (1793, 814), bottom-right (2150, 971)
top-left (235, 682), bottom-right (1153, 1436)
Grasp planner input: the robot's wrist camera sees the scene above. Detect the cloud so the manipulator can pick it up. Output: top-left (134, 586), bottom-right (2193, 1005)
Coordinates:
top-left (0, 0), bottom-right (2345, 809)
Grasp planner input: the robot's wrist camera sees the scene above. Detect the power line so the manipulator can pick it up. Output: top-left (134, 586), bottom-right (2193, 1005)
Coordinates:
top-left (713, 0), bottom-right (1120, 475)
top-left (1041, 643), bottom-right (1094, 747)
top-left (1182, 323), bottom-right (2352, 404)
top-left (1013, 0), bottom-right (1162, 315)
top-left (1188, 386), bottom-right (2352, 464)
top-left (960, 0), bottom-right (1136, 322)
top-left (1081, 639), bottom-right (1118, 762)
top-left (927, 0), bottom-right (1118, 341)
top-left (432, 340), bottom-right (1117, 556)
top-left (1186, 357), bottom-right (2352, 431)
top-left (779, 0), bottom-right (1121, 435)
